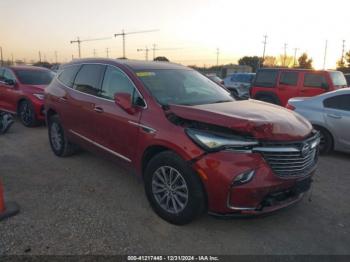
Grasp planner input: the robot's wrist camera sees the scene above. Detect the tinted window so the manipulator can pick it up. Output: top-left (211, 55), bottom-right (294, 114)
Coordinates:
top-left (99, 66), bottom-right (135, 100)
top-left (345, 75), bottom-right (350, 86)
top-left (254, 70), bottom-right (278, 87)
top-left (73, 64), bottom-right (105, 96)
top-left (15, 69), bottom-right (53, 85)
top-left (304, 73), bottom-right (328, 88)
top-left (4, 69), bottom-right (16, 81)
top-left (58, 65), bottom-right (81, 88)
top-left (279, 72), bottom-right (298, 86)
top-left (329, 71), bottom-right (347, 86)
top-left (324, 94), bottom-right (350, 111)
top-left (137, 69), bottom-right (233, 106)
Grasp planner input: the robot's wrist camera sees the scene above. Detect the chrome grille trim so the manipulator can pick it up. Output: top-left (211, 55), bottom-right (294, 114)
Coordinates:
top-left (253, 133), bottom-right (320, 178)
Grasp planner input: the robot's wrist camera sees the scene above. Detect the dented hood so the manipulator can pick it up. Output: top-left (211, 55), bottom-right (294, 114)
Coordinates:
top-left (168, 100), bottom-right (313, 141)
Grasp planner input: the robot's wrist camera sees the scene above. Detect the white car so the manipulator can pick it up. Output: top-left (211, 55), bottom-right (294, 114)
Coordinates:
top-left (287, 88), bottom-right (350, 154)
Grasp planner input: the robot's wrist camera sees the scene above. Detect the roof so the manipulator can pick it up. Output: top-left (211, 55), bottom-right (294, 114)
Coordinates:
top-left (258, 68), bottom-right (340, 73)
top-left (67, 58), bottom-right (188, 71)
top-left (5, 65), bottom-right (51, 71)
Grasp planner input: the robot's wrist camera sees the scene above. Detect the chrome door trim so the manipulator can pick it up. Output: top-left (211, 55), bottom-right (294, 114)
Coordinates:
top-left (69, 129), bottom-right (132, 162)
top-left (128, 120), bottom-right (156, 134)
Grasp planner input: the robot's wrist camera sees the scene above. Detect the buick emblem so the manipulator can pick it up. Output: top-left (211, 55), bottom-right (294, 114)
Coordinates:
top-left (301, 143), bottom-right (310, 157)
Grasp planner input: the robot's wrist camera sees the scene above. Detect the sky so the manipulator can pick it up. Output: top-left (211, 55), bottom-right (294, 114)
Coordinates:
top-left (0, 0), bottom-right (349, 69)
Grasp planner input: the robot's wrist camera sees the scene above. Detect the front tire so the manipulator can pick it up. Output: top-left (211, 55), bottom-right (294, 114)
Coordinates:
top-left (48, 115), bottom-right (78, 157)
top-left (144, 151), bottom-right (206, 225)
top-left (19, 100), bottom-right (38, 127)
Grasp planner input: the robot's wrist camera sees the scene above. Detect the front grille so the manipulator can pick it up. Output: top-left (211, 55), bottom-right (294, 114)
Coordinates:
top-left (254, 134), bottom-right (320, 178)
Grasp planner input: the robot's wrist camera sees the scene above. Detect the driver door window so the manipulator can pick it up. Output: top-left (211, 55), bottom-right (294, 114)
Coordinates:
top-left (99, 66), bottom-right (135, 100)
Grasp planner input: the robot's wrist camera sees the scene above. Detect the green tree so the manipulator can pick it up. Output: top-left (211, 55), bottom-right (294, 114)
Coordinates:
top-left (154, 56), bottom-right (169, 62)
top-left (238, 56), bottom-right (263, 72)
top-left (297, 53), bottom-right (313, 69)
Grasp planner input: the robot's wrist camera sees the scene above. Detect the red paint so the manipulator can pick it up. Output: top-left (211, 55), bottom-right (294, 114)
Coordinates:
top-left (251, 68), bottom-right (346, 107)
top-left (45, 59), bottom-right (317, 216)
top-left (0, 66), bottom-right (52, 121)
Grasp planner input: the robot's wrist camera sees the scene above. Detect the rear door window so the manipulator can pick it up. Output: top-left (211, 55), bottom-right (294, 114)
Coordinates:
top-left (304, 73), bottom-right (328, 89)
top-left (324, 94), bottom-right (350, 111)
top-left (254, 70), bottom-right (278, 87)
top-left (73, 64), bottom-right (106, 96)
top-left (279, 72), bottom-right (298, 86)
top-left (58, 65), bottom-right (81, 88)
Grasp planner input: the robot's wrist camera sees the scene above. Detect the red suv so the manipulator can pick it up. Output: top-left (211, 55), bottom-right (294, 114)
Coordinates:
top-left (0, 66), bottom-right (54, 126)
top-left (45, 59), bottom-right (320, 224)
top-left (251, 68), bottom-right (347, 106)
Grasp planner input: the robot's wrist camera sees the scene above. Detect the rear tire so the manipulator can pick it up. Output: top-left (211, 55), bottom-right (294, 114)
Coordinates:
top-left (144, 151), bottom-right (206, 225)
top-left (18, 100), bottom-right (38, 127)
top-left (48, 115), bottom-right (78, 157)
top-left (314, 126), bottom-right (333, 154)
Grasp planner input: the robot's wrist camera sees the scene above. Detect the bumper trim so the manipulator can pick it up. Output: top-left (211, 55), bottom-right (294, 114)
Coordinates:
top-left (226, 186), bottom-right (256, 211)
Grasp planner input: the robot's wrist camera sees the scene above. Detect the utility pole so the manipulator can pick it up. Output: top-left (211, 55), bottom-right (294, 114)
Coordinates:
top-left (341, 40), bottom-right (346, 67)
top-left (93, 49), bottom-right (97, 57)
top-left (261, 35), bottom-right (268, 67)
top-left (137, 47), bottom-right (150, 61)
top-left (216, 48), bottom-right (220, 67)
top-left (54, 51), bottom-right (58, 63)
top-left (152, 44), bottom-right (157, 60)
top-left (293, 48), bottom-right (299, 67)
top-left (114, 29), bottom-right (158, 58)
top-left (70, 37), bottom-right (81, 58)
top-left (323, 40), bottom-right (328, 70)
top-left (11, 54), bottom-right (14, 65)
top-left (39, 51), bottom-right (42, 62)
top-left (283, 43), bottom-right (288, 67)
top-left (0, 47), bottom-right (3, 66)
top-left (106, 48), bottom-right (110, 58)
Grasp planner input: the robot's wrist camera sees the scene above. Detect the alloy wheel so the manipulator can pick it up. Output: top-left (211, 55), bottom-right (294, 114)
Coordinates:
top-left (152, 166), bottom-right (189, 214)
top-left (50, 122), bottom-right (63, 151)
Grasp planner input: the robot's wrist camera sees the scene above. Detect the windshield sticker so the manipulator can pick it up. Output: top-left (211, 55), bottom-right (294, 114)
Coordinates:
top-left (136, 72), bottom-right (156, 77)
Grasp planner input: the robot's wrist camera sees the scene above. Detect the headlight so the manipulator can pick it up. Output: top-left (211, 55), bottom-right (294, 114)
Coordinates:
top-left (185, 129), bottom-right (258, 152)
top-left (33, 93), bottom-right (45, 100)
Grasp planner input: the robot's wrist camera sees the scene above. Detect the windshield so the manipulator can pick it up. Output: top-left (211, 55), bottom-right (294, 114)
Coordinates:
top-left (330, 71), bottom-right (347, 86)
top-left (136, 69), bottom-right (234, 106)
top-left (15, 69), bottom-right (54, 85)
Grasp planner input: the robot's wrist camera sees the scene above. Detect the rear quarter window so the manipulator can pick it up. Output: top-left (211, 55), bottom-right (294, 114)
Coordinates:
top-left (58, 65), bottom-right (81, 88)
top-left (323, 94), bottom-right (350, 111)
top-left (254, 70), bottom-right (278, 87)
top-left (304, 73), bottom-right (328, 89)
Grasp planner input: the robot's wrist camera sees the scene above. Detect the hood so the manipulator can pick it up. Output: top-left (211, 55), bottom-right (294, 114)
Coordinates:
top-left (168, 100), bottom-right (312, 141)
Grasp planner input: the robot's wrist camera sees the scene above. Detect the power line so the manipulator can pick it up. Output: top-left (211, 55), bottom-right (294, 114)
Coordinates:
top-left (70, 36), bottom-right (112, 58)
top-left (114, 29), bottom-right (159, 58)
top-left (150, 44), bottom-right (182, 60)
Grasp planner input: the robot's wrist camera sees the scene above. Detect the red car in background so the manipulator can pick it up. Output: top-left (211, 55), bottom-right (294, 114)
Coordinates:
top-left (45, 59), bottom-right (320, 224)
top-left (251, 68), bottom-right (347, 106)
top-left (0, 66), bottom-right (54, 126)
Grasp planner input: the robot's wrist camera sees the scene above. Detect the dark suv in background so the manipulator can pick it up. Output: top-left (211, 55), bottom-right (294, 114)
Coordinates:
top-left (45, 59), bottom-right (320, 224)
top-left (251, 68), bottom-right (347, 106)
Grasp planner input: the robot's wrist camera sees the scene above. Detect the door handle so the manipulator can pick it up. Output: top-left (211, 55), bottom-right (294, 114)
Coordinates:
top-left (58, 97), bottom-right (67, 103)
top-left (94, 106), bottom-right (104, 113)
top-left (327, 113), bottom-right (342, 119)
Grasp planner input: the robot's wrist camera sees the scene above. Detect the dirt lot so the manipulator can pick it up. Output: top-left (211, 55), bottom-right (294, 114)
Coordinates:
top-left (0, 122), bottom-right (349, 255)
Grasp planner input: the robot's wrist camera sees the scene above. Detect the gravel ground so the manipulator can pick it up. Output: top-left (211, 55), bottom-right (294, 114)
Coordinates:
top-left (0, 122), bottom-right (349, 255)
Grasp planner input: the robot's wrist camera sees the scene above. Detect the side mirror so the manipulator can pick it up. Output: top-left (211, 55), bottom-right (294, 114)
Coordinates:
top-left (4, 79), bottom-right (15, 86)
top-left (114, 92), bottom-right (136, 114)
